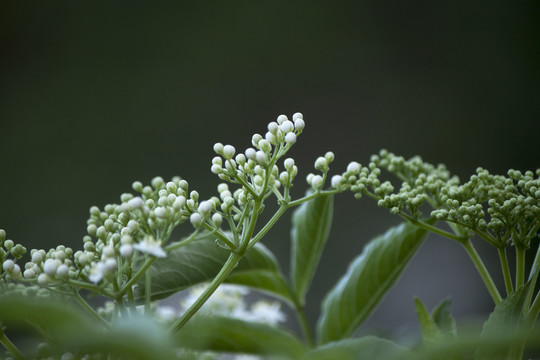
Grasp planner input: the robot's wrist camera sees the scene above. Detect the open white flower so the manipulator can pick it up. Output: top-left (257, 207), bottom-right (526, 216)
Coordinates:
top-left (133, 236), bottom-right (167, 258)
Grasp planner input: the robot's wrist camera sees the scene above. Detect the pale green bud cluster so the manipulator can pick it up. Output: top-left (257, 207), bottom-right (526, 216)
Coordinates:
top-left (341, 149), bottom-right (540, 248)
top-left (431, 168), bottom-right (540, 248)
top-left (306, 152), bottom-right (335, 191)
top-left (0, 229), bottom-right (27, 281)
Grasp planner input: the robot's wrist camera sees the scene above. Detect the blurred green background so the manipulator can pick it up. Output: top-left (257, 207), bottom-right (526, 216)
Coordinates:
top-left (1, 1), bottom-right (539, 334)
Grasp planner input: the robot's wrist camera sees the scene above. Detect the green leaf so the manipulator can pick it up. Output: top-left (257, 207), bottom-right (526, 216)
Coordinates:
top-left (0, 294), bottom-right (90, 330)
top-left (0, 295), bottom-right (174, 360)
top-left (431, 298), bottom-right (457, 336)
top-left (290, 193), bottom-right (334, 304)
top-left (475, 283), bottom-right (530, 360)
top-left (317, 222), bottom-right (428, 344)
top-left (301, 336), bottom-right (408, 360)
top-left (138, 232), bottom-right (293, 304)
top-left (414, 297), bottom-right (444, 344)
top-left (175, 315), bottom-right (306, 359)
top-left (414, 298), bottom-right (462, 360)
top-left (55, 316), bottom-right (175, 360)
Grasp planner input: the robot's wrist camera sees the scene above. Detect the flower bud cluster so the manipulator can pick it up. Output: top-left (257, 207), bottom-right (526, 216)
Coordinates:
top-left (341, 150), bottom-right (540, 248)
top-left (431, 168), bottom-right (540, 247)
top-left (211, 113), bottom-right (304, 194)
top-left (0, 229), bottom-right (27, 280)
top-left (306, 152), bottom-right (335, 190)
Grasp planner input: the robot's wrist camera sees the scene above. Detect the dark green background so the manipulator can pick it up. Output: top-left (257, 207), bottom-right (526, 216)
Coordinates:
top-left (1, 2), bottom-right (539, 333)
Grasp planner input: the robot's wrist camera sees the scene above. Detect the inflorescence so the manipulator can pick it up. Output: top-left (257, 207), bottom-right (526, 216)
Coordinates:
top-left (1, 113), bottom-right (539, 300)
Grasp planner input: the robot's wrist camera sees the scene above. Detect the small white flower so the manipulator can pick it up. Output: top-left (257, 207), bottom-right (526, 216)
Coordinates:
top-left (155, 306), bottom-right (178, 322)
top-left (133, 237), bottom-right (167, 258)
top-left (89, 262), bottom-right (108, 283)
top-left (198, 200), bottom-right (213, 216)
top-left (294, 118), bottom-right (305, 131)
top-left (190, 212), bottom-right (203, 227)
top-left (249, 301), bottom-right (286, 325)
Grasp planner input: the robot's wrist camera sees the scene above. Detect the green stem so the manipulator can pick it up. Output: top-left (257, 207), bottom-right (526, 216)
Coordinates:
top-left (498, 247), bottom-right (514, 295)
top-left (68, 279), bottom-right (115, 298)
top-left (117, 256), bottom-right (157, 296)
top-left (73, 291), bottom-right (110, 329)
top-left (462, 239), bottom-right (502, 305)
top-left (516, 247), bottom-right (526, 289)
top-left (295, 305), bottom-right (314, 347)
top-left (247, 204), bottom-right (288, 250)
top-left (145, 255), bottom-right (152, 314)
top-left (524, 243), bottom-right (540, 313)
top-left (0, 325), bottom-right (25, 360)
top-left (400, 214), bottom-right (467, 243)
top-left (168, 252), bottom-right (243, 334)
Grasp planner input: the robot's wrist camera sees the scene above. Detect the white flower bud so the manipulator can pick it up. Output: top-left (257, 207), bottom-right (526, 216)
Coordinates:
top-left (280, 120), bottom-right (294, 133)
top-left (24, 269), bottom-right (36, 279)
top-left (190, 213), bottom-right (203, 227)
top-left (292, 112), bottom-right (303, 120)
top-left (315, 157), bottom-right (327, 171)
top-left (120, 244), bottom-right (133, 258)
top-left (56, 264), bottom-right (69, 279)
top-left (276, 114), bottom-right (288, 124)
top-left (211, 164), bottom-right (223, 174)
top-left (267, 122), bottom-right (279, 133)
top-left (213, 142), bottom-right (224, 155)
top-left (38, 273), bottom-right (50, 285)
top-left (173, 196), bottom-right (186, 210)
top-left (265, 132), bottom-right (276, 144)
top-left (212, 213), bottom-right (223, 226)
top-left (212, 156), bottom-right (222, 166)
top-left (235, 154), bottom-right (246, 165)
top-left (285, 132), bottom-right (297, 144)
top-left (279, 172), bottom-right (289, 184)
top-left (151, 176), bottom-right (164, 189)
top-left (102, 246), bottom-right (115, 258)
top-left (311, 175), bottom-right (323, 189)
top-left (128, 197), bottom-right (144, 209)
top-left (252, 133), bottom-right (263, 147)
top-left (198, 201), bottom-right (213, 216)
top-left (294, 118), bottom-right (305, 131)
top-left (331, 175), bottom-right (343, 188)
top-left (347, 161), bottom-right (361, 174)
top-left (245, 148), bottom-right (257, 160)
top-left (223, 145), bottom-right (236, 159)
top-left (256, 150), bottom-right (266, 164)
top-left (44, 259), bottom-right (59, 276)
top-left (154, 206), bottom-right (166, 218)
top-left (259, 140), bottom-right (271, 153)
top-left (284, 158), bottom-right (295, 171)
top-left (2, 259), bottom-right (14, 272)
top-left (325, 151), bottom-right (335, 163)
top-left (217, 183), bottom-right (229, 193)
